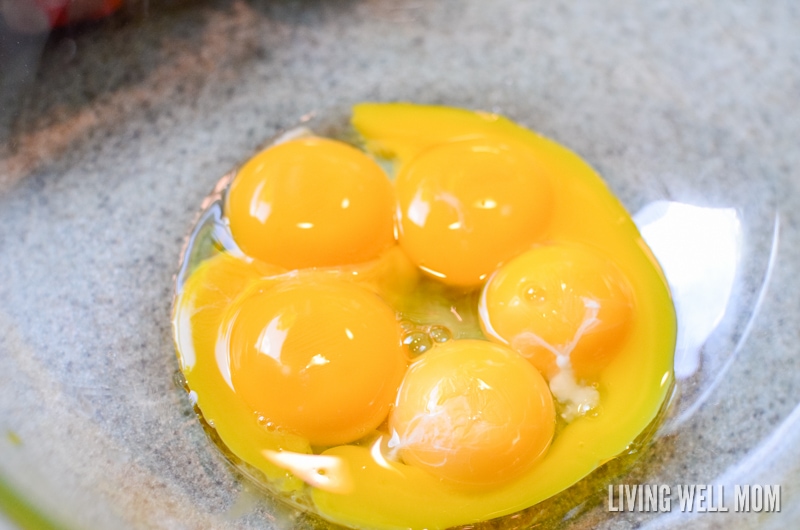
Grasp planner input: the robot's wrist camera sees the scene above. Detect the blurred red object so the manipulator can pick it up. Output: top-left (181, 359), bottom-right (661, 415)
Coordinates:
top-left (0, 0), bottom-right (122, 33)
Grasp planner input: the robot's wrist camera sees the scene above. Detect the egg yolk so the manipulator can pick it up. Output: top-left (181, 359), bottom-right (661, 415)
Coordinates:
top-left (479, 244), bottom-right (634, 382)
top-left (390, 340), bottom-right (555, 486)
top-left (395, 139), bottom-right (552, 287)
top-left (222, 278), bottom-right (408, 446)
top-left (225, 137), bottom-right (396, 270)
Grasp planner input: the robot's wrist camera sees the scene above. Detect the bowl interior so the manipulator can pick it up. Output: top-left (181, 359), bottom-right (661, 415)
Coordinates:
top-left (0, 1), bottom-right (797, 528)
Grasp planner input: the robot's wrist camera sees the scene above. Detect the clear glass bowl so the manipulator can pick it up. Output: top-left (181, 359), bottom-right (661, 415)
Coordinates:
top-left (1, 1), bottom-right (797, 528)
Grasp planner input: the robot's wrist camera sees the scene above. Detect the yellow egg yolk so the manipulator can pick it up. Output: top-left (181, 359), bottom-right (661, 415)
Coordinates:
top-left (395, 139), bottom-right (552, 287)
top-left (222, 278), bottom-right (408, 446)
top-left (390, 340), bottom-right (555, 486)
top-left (479, 243), bottom-right (634, 382)
top-left (225, 137), bottom-right (396, 270)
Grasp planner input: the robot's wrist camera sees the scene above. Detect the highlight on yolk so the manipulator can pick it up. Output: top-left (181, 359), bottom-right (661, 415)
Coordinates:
top-left (225, 137), bottom-right (396, 270)
top-left (389, 340), bottom-right (555, 485)
top-left (395, 138), bottom-right (552, 287)
top-left (222, 277), bottom-right (408, 446)
top-left (479, 243), bottom-right (634, 382)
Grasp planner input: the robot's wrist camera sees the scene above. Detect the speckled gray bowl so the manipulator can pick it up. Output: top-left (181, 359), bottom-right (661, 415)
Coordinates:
top-left (1, 1), bottom-right (798, 529)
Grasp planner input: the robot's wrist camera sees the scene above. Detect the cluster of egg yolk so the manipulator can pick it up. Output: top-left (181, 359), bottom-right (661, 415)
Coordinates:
top-left (222, 133), bottom-right (572, 485)
top-left (174, 103), bottom-right (676, 530)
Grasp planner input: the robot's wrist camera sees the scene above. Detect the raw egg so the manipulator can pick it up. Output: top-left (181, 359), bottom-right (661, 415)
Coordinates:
top-left (395, 138), bottom-right (552, 286)
top-left (172, 103), bottom-right (676, 529)
top-left (225, 137), bottom-right (396, 269)
top-left (223, 278), bottom-right (408, 447)
top-left (480, 243), bottom-right (634, 379)
top-left (390, 339), bottom-right (555, 486)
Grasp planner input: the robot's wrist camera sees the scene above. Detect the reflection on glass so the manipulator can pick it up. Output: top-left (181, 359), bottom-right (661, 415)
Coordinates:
top-left (634, 201), bottom-right (742, 380)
